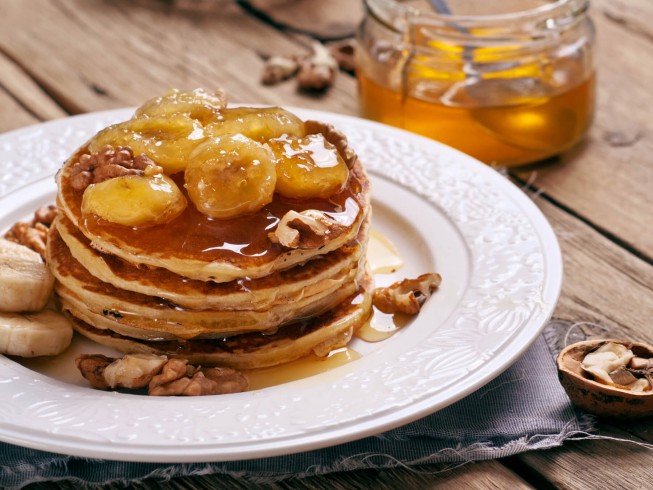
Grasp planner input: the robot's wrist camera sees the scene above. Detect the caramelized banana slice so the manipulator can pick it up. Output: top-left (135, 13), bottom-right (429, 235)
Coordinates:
top-left (269, 133), bottom-right (349, 199)
top-left (185, 135), bottom-right (276, 219)
top-left (88, 115), bottom-right (206, 174)
top-left (82, 173), bottom-right (187, 227)
top-left (134, 88), bottom-right (227, 124)
top-left (207, 107), bottom-right (305, 142)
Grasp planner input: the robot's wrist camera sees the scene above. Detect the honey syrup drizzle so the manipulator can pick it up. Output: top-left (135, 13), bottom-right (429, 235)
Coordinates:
top-left (271, 133), bottom-right (341, 169)
top-left (358, 72), bottom-right (595, 166)
top-left (355, 229), bottom-right (409, 343)
top-left (23, 229), bottom-right (406, 391)
top-left (240, 228), bottom-right (409, 391)
top-left (245, 347), bottom-right (361, 390)
top-left (67, 145), bottom-right (364, 264)
top-left (368, 228), bottom-right (404, 274)
top-left (356, 311), bottom-right (412, 343)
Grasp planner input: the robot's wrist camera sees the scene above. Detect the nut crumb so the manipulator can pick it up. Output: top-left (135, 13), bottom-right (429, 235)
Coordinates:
top-left (261, 40), bottom-right (353, 90)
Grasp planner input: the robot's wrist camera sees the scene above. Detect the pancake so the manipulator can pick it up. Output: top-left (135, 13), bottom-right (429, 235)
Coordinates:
top-left (47, 91), bottom-right (375, 373)
top-left (55, 212), bottom-right (368, 310)
top-left (56, 148), bottom-right (371, 283)
top-left (48, 225), bottom-right (364, 339)
top-left (67, 271), bottom-right (373, 370)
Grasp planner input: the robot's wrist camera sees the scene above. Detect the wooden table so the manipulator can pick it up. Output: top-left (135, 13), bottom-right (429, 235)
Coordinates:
top-left (1, 1), bottom-right (652, 488)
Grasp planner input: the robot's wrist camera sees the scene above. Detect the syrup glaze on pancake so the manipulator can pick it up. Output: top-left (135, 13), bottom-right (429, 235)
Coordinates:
top-left (48, 225), bottom-right (363, 338)
top-left (57, 148), bottom-right (370, 282)
top-left (55, 212), bottom-right (368, 310)
top-left (67, 271), bottom-right (373, 370)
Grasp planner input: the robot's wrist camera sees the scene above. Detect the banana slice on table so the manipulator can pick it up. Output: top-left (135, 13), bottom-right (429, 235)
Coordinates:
top-left (0, 238), bottom-right (54, 312)
top-left (0, 310), bottom-right (73, 357)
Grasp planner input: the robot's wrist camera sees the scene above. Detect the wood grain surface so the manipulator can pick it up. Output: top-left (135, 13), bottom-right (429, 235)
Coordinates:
top-left (515, 1), bottom-right (653, 257)
top-left (1, 0), bottom-right (651, 488)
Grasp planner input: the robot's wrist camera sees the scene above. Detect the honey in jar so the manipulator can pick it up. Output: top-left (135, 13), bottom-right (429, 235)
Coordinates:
top-left (357, 0), bottom-right (596, 167)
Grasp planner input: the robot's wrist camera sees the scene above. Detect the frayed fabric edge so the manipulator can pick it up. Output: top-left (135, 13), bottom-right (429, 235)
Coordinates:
top-left (2, 414), bottom-right (600, 489)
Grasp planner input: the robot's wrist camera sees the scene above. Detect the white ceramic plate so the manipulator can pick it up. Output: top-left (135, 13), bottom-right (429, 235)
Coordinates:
top-left (0, 108), bottom-right (562, 462)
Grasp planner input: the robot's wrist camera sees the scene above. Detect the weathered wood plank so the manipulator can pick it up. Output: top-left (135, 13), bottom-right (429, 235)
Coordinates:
top-left (594, 0), bottom-right (653, 42)
top-left (0, 0), bottom-right (358, 127)
top-left (1, 1), bottom-right (651, 489)
top-left (511, 192), bottom-right (653, 482)
top-left (514, 5), bottom-right (653, 258)
top-left (0, 88), bottom-right (41, 133)
top-left (0, 52), bottom-right (68, 133)
top-left (531, 186), bottom-right (653, 342)
top-left (513, 425), bottom-right (653, 490)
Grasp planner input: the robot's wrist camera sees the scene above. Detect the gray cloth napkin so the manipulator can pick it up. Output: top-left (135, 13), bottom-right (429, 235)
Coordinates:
top-left (0, 322), bottom-right (592, 489)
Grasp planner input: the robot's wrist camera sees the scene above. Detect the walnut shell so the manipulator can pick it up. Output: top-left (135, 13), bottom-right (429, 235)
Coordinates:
top-left (557, 339), bottom-right (653, 419)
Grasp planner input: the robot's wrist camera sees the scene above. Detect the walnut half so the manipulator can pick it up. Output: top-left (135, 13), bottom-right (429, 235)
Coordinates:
top-left (372, 273), bottom-right (442, 315)
top-left (75, 353), bottom-right (248, 396)
top-left (269, 209), bottom-right (347, 249)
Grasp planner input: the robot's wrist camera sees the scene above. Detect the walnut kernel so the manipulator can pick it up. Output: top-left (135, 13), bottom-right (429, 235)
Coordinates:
top-left (269, 209), bottom-right (347, 249)
top-left (261, 56), bottom-right (299, 85)
top-left (76, 353), bottom-right (248, 396)
top-left (296, 41), bottom-right (338, 91)
top-left (3, 205), bottom-right (57, 258)
top-left (373, 273), bottom-right (442, 315)
top-left (70, 145), bottom-right (162, 191)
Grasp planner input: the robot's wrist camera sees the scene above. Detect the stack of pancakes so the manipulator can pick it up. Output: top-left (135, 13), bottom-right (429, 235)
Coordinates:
top-left (47, 113), bottom-right (372, 370)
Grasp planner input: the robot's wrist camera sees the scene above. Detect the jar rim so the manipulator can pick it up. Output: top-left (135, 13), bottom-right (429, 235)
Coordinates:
top-left (365, 0), bottom-right (590, 34)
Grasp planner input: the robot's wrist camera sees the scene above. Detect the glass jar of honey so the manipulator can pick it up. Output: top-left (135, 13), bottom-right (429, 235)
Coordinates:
top-left (356, 0), bottom-right (596, 167)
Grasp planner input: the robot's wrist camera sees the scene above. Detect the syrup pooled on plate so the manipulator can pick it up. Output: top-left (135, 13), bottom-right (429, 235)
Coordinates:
top-left (356, 310), bottom-right (412, 343)
top-left (21, 228), bottom-right (407, 389)
top-left (356, 228), bottom-right (411, 343)
top-left (367, 228), bottom-right (404, 275)
top-left (246, 347), bottom-right (362, 390)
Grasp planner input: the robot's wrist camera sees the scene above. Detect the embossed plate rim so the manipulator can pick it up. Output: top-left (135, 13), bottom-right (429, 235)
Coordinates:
top-left (0, 108), bottom-right (562, 462)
